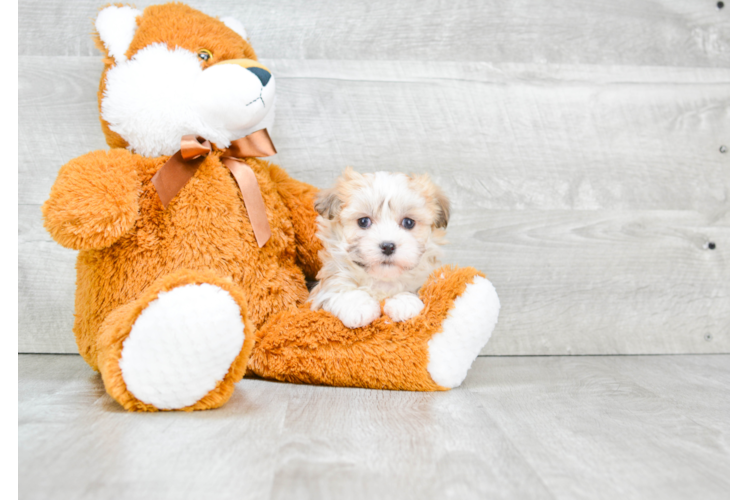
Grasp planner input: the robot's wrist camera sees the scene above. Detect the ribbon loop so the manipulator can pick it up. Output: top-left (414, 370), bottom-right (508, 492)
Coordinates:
top-left (225, 129), bottom-right (276, 158)
top-left (150, 129), bottom-right (276, 248)
top-left (180, 135), bottom-right (212, 160)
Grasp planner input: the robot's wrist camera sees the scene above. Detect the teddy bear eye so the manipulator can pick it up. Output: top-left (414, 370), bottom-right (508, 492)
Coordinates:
top-left (401, 218), bottom-right (416, 230)
top-left (197, 49), bottom-right (213, 62)
top-left (357, 217), bottom-right (372, 229)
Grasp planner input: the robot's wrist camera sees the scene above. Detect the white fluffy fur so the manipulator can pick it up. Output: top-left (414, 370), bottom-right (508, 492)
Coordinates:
top-left (383, 292), bottom-right (425, 322)
top-left (309, 169), bottom-right (448, 329)
top-left (320, 289), bottom-right (382, 329)
top-left (427, 277), bottom-right (500, 388)
top-left (101, 44), bottom-right (276, 157)
top-left (95, 6), bottom-right (142, 64)
top-left (119, 284), bottom-right (246, 410)
top-left (220, 16), bottom-right (248, 39)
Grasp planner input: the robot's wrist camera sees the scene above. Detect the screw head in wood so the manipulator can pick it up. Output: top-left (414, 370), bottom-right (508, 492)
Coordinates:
top-left (719, 145), bottom-right (728, 153)
top-left (704, 333), bottom-right (713, 341)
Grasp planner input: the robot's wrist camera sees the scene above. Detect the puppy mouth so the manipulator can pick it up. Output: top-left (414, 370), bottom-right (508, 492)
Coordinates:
top-left (346, 243), bottom-right (419, 274)
top-left (350, 258), bottom-right (402, 271)
top-left (374, 259), bottom-right (414, 272)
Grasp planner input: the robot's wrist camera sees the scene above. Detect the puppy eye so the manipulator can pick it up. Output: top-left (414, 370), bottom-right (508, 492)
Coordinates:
top-left (197, 49), bottom-right (213, 62)
top-left (357, 217), bottom-right (372, 229)
top-left (401, 218), bottom-right (416, 230)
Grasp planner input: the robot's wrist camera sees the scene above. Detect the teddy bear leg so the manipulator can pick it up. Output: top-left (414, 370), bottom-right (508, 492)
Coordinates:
top-left (423, 271), bottom-right (501, 388)
top-left (96, 270), bottom-right (255, 411)
top-left (248, 266), bottom-right (500, 391)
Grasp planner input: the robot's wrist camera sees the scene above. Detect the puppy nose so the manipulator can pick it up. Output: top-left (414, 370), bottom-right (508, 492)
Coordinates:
top-left (247, 66), bottom-right (271, 87)
top-left (380, 242), bottom-right (396, 256)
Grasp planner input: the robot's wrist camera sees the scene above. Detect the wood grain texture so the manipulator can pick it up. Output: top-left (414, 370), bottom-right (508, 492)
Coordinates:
top-left (18, 355), bottom-right (289, 500)
top-left (726, 5), bottom-right (748, 498)
top-left (19, 57), bottom-right (108, 205)
top-left (730, 356), bottom-right (748, 498)
top-left (730, 226), bottom-right (748, 353)
top-left (18, 354), bottom-right (730, 500)
top-left (271, 61), bottom-right (729, 213)
top-left (19, 0), bottom-right (729, 67)
top-left (465, 355), bottom-right (730, 500)
top-left (461, 208), bottom-right (729, 354)
top-left (265, 380), bottom-right (551, 499)
top-left (725, 1), bottom-right (748, 352)
top-left (724, 0), bottom-right (748, 69)
top-left (17, 232), bottom-right (78, 354)
top-left (20, 57), bottom-right (730, 211)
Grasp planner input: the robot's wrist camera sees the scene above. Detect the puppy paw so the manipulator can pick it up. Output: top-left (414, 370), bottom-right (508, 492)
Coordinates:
top-left (327, 290), bottom-right (381, 329)
top-left (384, 292), bottom-right (425, 322)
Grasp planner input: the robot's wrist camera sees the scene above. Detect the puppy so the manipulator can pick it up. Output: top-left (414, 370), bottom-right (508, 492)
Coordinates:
top-left (309, 167), bottom-right (450, 329)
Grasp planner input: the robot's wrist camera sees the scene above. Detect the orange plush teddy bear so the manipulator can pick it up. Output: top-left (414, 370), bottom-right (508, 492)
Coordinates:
top-left (41, 2), bottom-right (500, 412)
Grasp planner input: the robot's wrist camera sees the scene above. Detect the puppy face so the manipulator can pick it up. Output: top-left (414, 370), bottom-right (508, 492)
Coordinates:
top-left (315, 168), bottom-right (449, 282)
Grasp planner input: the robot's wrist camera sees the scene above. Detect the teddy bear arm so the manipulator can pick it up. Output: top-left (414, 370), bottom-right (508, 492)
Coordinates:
top-left (42, 149), bottom-right (142, 250)
top-left (268, 164), bottom-right (324, 280)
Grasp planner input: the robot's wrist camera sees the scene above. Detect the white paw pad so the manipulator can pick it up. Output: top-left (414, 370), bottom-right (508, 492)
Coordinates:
top-left (119, 284), bottom-right (245, 409)
top-left (384, 293), bottom-right (424, 322)
top-left (427, 277), bottom-right (500, 388)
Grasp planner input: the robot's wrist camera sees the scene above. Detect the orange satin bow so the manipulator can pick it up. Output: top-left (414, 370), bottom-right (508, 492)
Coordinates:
top-left (151, 129), bottom-right (276, 247)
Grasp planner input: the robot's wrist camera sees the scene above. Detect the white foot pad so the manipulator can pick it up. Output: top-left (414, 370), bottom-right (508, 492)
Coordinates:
top-left (427, 277), bottom-right (501, 388)
top-left (119, 284), bottom-right (245, 410)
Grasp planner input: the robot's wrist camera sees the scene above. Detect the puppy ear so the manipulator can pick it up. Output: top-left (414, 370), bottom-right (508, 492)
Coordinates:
top-left (342, 166), bottom-right (365, 182)
top-left (94, 5), bottom-right (142, 64)
top-left (409, 174), bottom-right (451, 229)
top-left (433, 186), bottom-right (450, 229)
top-left (314, 188), bottom-right (342, 220)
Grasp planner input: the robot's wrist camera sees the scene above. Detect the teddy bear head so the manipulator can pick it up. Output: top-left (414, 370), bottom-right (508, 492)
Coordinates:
top-left (94, 2), bottom-right (276, 157)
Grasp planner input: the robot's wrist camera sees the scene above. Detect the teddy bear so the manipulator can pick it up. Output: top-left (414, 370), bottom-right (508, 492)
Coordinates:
top-left (41, 2), bottom-right (501, 412)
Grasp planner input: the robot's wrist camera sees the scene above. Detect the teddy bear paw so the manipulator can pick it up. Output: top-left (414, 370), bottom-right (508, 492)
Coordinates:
top-left (427, 276), bottom-right (500, 388)
top-left (383, 292), bottom-right (424, 322)
top-left (118, 283), bottom-right (246, 410)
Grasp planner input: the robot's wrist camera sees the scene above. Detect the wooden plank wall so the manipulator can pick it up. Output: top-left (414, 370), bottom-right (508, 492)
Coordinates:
top-left (18, 0), bottom-right (730, 355)
top-left (726, 0), bottom-right (748, 354)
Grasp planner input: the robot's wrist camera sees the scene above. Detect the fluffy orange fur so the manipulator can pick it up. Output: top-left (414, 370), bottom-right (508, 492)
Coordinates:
top-left (44, 149), bottom-right (321, 371)
top-left (42, 2), bottom-right (485, 410)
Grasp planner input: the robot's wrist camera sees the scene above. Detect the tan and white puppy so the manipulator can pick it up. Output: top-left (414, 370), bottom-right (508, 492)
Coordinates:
top-left (309, 167), bottom-right (450, 328)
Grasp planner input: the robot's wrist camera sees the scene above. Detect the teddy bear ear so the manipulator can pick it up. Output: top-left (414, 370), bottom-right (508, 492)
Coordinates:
top-left (94, 5), bottom-right (142, 64)
top-left (220, 16), bottom-right (248, 40)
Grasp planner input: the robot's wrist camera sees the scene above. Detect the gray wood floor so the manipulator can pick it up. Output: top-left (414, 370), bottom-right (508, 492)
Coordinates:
top-left (18, 354), bottom-right (729, 500)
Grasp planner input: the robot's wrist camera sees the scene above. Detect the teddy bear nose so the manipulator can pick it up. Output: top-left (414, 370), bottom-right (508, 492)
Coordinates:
top-left (380, 242), bottom-right (396, 256)
top-left (247, 66), bottom-right (271, 87)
